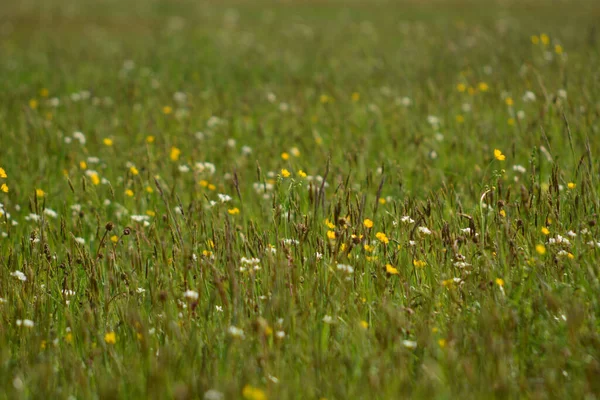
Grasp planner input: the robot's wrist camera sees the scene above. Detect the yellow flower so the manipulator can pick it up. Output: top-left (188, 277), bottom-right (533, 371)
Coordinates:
top-left (228, 207), bottom-right (240, 215)
top-left (567, 182), bottom-right (576, 189)
top-left (242, 385), bottom-right (266, 400)
top-left (438, 339), bottom-right (447, 348)
top-left (378, 198), bottom-right (386, 205)
top-left (540, 33), bottom-right (549, 45)
top-left (531, 35), bottom-right (540, 45)
top-left (494, 149), bottom-right (506, 161)
top-left (499, 209), bottom-right (506, 217)
top-left (360, 320), bottom-right (369, 329)
top-left (110, 235), bottom-right (119, 243)
top-left (456, 83), bottom-right (466, 92)
top-left (351, 92), bottom-right (360, 102)
top-left (65, 332), bottom-right (73, 344)
top-left (363, 219), bottom-right (374, 228)
top-left (208, 184), bottom-right (216, 191)
top-left (36, 189), bottom-right (45, 197)
top-left (104, 332), bottom-right (117, 344)
top-left (162, 106), bottom-right (172, 115)
top-left (103, 138), bottom-right (113, 146)
top-left (555, 44), bottom-right (563, 55)
top-left (363, 244), bottom-right (374, 252)
top-left (413, 259), bottom-right (426, 268)
top-left (1, 183), bottom-right (8, 193)
top-left (90, 173), bottom-right (100, 186)
top-left (567, 253), bottom-right (574, 259)
top-left (478, 82), bottom-right (489, 92)
top-left (495, 278), bottom-right (504, 287)
top-left (0, 167), bottom-right (6, 178)
top-left (80, 161), bottom-right (87, 170)
top-left (297, 170), bottom-right (307, 178)
top-left (455, 114), bottom-right (465, 123)
top-left (281, 152), bottom-right (289, 160)
top-left (125, 189), bottom-right (134, 197)
top-left (325, 219), bottom-right (335, 229)
top-left (146, 210), bottom-right (155, 217)
top-left (536, 244), bottom-right (546, 255)
top-left (290, 147), bottom-right (300, 157)
top-left (39, 88), bottom-right (49, 97)
top-left (507, 118), bottom-right (515, 126)
top-left (199, 180), bottom-right (209, 188)
top-left (130, 166), bottom-right (139, 175)
top-left (146, 186), bottom-right (154, 193)
top-left (319, 94), bottom-right (330, 104)
top-left (505, 97), bottom-right (514, 106)
top-left (281, 169), bottom-right (291, 178)
top-left (385, 264), bottom-right (399, 275)
top-left (29, 99), bottom-right (38, 109)
top-left (146, 135), bottom-right (155, 143)
top-left (541, 227), bottom-right (550, 235)
top-left (170, 146), bottom-right (181, 161)
top-left (375, 232), bottom-right (389, 244)
top-left (327, 230), bottom-right (336, 240)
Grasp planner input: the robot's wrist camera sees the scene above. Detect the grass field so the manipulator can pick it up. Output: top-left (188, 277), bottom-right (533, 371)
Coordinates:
top-left (1, 0), bottom-right (600, 398)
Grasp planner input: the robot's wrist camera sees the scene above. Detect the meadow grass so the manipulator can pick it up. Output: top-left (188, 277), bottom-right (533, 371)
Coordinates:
top-left (1, 0), bottom-right (600, 398)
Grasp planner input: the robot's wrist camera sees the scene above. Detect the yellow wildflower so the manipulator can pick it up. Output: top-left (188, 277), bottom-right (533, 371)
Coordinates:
top-left (385, 264), bottom-right (399, 275)
top-left (242, 385), bottom-right (266, 400)
top-left (363, 219), bottom-right (374, 228)
top-left (110, 235), bottom-right (119, 243)
top-left (297, 170), bottom-right (307, 178)
top-left (327, 230), bottom-right (336, 240)
top-left (146, 135), bottom-right (155, 143)
top-left (495, 278), bottom-right (504, 287)
top-left (456, 83), bottom-right (466, 92)
top-left (536, 244), bottom-right (546, 255)
top-left (541, 227), bottom-right (550, 235)
top-left (540, 33), bottom-right (549, 45)
top-left (170, 146), bottom-right (181, 161)
top-left (281, 152), bottom-right (289, 160)
top-left (360, 320), bottom-right (369, 329)
top-left (351, 92), bottom-right (360, 102)
top-left (494, 149), bottom-right (506, 161)
top-left (29, 99), bottom-right (38, 109)
top-left (413, 259), bottom-right (427, 268)
top-left (104, 332), bottom-right (117, 344)
top-left (228, 208), bottom-right (240, 215)
top-left (90, 173), bottom-right (100, 186)
top-left (1, 183), bottom-right (8, 193)
top-left (36, 189), bottom-right (45, 197)
top-left (130, 166), bottom-right (139, 175)
top-left (125, 189), bottom-right (134, 197)
top-left (478, 82), bottom-right (489, 92)
top-left (103, 138), bottom-right (113, 146)
top-left (531, 35), bottom-right (540, 45)
top-left (375, 232), bottom-right (389, 244)
top-left (567, 182), bottom-right (576, 189)
top-left (162, 106), bottom-right (172, 115)
top-left (281, 169), bottom-right (291, 178)
top-left (0, 167), bottom-right (7, 178)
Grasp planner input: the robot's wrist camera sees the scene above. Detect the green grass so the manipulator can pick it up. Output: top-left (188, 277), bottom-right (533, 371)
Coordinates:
top-left (1, 0), bottom-right (600, 398)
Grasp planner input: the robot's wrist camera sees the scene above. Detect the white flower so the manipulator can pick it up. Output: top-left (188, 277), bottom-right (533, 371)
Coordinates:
top-left (131, 215), bottom-right (150, 223)
top-left (275, 330), bottom-right (285, 339)
top-left (178, 165), bottom-right (190, 173)
top-left (227, 139), bottom-right (236, 148)
top-left (184, 290), bottom-right (199, 300)
top-left (557, 89), bottom-right (567, 99)
top-left (136, 288), bottom-right (146, 294)
top-left (512, 165), bottom-right (526, 173)
top-left (42, 209), bottom-right (58, 219)
top-left (228, 325), bottom-right (245, 339)
top-left (322, 315), bottom-right (334, 324)
top-left (25, 213), bottom-right (41, 222)
top-left (218, 194), bottom-right (232, 203)
top-left (566, 230), bottom-right (577, 238)
top-left (461, 228), bottom-right (471, 234)
top-left (11, 270), bottom-right (27, 281)
top-left (173, 91), bottom-right (187, 104)
top-left (418, 226), bottom-right (432, 235)
top-left (523, 91), bottom-right (536, 102)
top-left (401, 216), bottom-right (415, 224)
top-left (204, 390), bottom-right (224, 400)
top-left (241, 146), bottom-right (253, 155)
top-left (16, 319), bottom-right (34, 328)
top-left (517, 110), bottom-right (526, 120)
top-left (336, 263), bottom-right (354, 274)
top-left (73, 131), bottom-right (86, 144)
top-left (74, 237), bottom-right (86, 245)
top-left (402, 340), bottom-right (417, 349)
